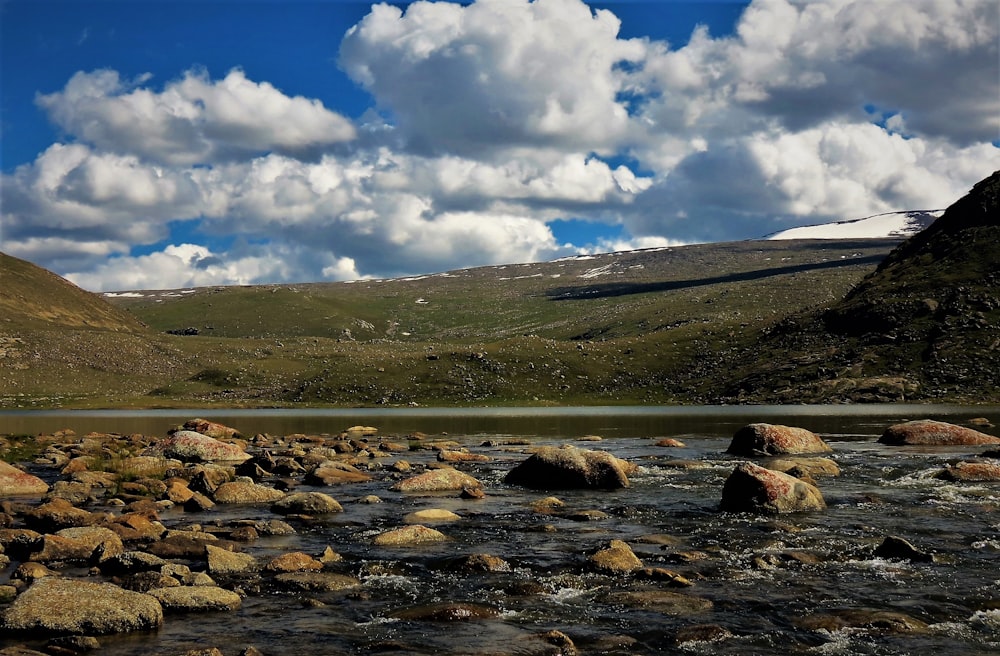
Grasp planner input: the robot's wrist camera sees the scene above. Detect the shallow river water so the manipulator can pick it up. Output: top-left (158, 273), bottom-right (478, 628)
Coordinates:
top-left (2, 405), bottom-right (999, 655)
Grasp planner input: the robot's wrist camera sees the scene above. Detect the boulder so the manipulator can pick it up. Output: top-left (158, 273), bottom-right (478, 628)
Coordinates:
top-left (273, 572), bottom-right (360, 592)
top-left (504, 446), bottom-right (635, 490)
top-left (727, 424), bottom-right (832, 456)
top-left (205, 544), bottom-right (256, 575)
top-left (588, 539), bottom-right (643, 573)
top-left (797, 609), bottom-right (928, 633)
top-left (404, 509), bottom-right (461, 523)
top-left (270, 492), bottom-right (343, 515)
top-left (0, 461), bottom-right (49, 497)
top-left (878, 419), bottom-right (1000, 446)
top-left (764, 457), bottom-right (841, 478)
top-left (149, 586), bottom-right (241, 612)
top-left (935, 460), bottom-right (1000, 482)
top-left (304, 461), bottom-right (371, 486)
top-left (22, 498), bottom-right (97, 531)
top-left (437, 450), bottom-right (490, 463)
top-left (656, 438), bottom-right (686, 448)
top-left (873, 536), bottom-right (934, 563)
top-left (212, 481), bottom-right (285, 504)
top-left (390, 468), bottom-right (483, 493)
top-left (602, 590), bottom-right (713, 616)
top-left (264, 552), bottom-right (323, 573)
top-left (720, 462), bottom-right (826, 514)
top-left (180, 418), bottom-right (242, 440)
top-left (389, 602), bottom-right (499, 621)
top-left (373, 525), bottom-right (448, 546)
top-left (150, 431), bottom-right (251, 463)
top-left (1, 578), bottom-right (163, 636)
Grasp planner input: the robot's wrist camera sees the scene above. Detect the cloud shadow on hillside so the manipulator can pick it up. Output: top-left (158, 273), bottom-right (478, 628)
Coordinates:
top-left (545, 254), bottom-right (885, 301)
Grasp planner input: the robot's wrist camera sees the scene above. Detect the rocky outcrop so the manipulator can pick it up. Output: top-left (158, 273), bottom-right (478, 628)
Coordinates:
top-left (727, 423), bottom-right (832, 456)
top-left (879, 420), bottom-right (1000, 446)
top-left (720, 462), bottom-right (826, 514)
top-left (0, 460), bottom-right (49, 497)
top-left (1, 578), bottom-right (163, 635)
top-left (150, 430), bottom-right (252, 463)
top-left (504, 445), bottom-right (635, 490)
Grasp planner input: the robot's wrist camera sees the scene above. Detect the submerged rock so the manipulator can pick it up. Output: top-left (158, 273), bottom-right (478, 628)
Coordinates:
top-left (389, 602), bottom-right (499, 621)
top-left (934, 460), bottom-right (1000, 482)
top-left (878, 420), bottom-right (1000, 446)
top-left (797, 608), bottom-right (928, 633)
top-left (504, 445), bottom-right (635, 490)
top-left (720, 462), bottom-right (826, 514)
top-left (271, 491), bottom-right (343, 515)
top-left (1, 578), bottom-right (163, 636)
top-left (727, 423), bottom-right (832, 456)
top-left (873, 536), bottom-right (934, 563)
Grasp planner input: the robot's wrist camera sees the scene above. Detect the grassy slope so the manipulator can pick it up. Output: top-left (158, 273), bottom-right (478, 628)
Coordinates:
top-left (95, 239), bottom-right (899, 407)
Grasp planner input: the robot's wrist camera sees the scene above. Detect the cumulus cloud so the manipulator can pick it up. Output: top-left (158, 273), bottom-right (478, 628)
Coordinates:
top-left (3, 0), bottom-right (998, 292)
top-left (36, 69), bottom-right (357, 165)
top-left (340, 0), bottom-right (646, 156)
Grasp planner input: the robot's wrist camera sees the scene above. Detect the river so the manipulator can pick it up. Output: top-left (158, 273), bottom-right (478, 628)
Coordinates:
top-left (1, 405), bottom-right (999, 655)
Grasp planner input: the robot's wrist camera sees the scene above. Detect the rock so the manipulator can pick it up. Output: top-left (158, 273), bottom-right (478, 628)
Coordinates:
top-left (46, 635), bottom-right (102, 653)
top-left (22, 498), bottom-right (97, 531)
top-left (0, 461), bottom-right (48, 497)
top-left (271, 492), bottom-right (343, 515)
top-left (1, 578), bottom-right (163, 636)
top-left (264, 552), bottom-right (323, 573)
top-left (878, 420), bottom-right (1000, 446)
top-left (504, 445), bottom-right (635, 489)
top-left (146, 534), bottom-right (215, 559)
top-left (873, 536), bottom-right (934, 563)
top-left (764, 457), bottom-right (841, 478)
top-left (343, 426), bottom-right (378, 437)
top-left (436, 450), bottom-right (490, 463)
top-left (183, 492), bottom-right (216, 512)
top-left (404, 509), bottom-right (460, 523)
top-left (212, 481), bottom-right (285, 504)
top-left (273, 572), bottom-right (360, 592)
top-left (205, 544), bottom-right (257, 575)
top-left (727, 424), bottom-right (832, 456)
top-left (151, 431), bottom-right (251, 463)
top-left (534, 630), bottom-right (577, 655)
top-left (304, 461), bottom-right (372, 486)
top-left (390, 468), bottom-right (483, 493)
top-left (373, 525), bottom-right (448, 546)
top-left (934, 461), bottom-right (1000, 482)
top-left (438, 553), bottom-right (511, 573)
top-left (656, 438), bottom-right (686, 448)
top-left (589, 540), bottom-right (643, 573)
top-left (99, 551), bottom-right (168, 576)
top-left (389, 602), bottom-right (499, 621)
top-left (635, 567), bottom-right (694, 587)
top-left (180, 419), bottom-right (242, 440)
top-left (602, 590), bottom-right (713, 615)
top-left (720, 462), bottom-right (826, 514)
top-left (797, 609), bottom-right (928, 633)
top-left (529, 496), bottom-right (565, 512)
top-left (11, 562), bottom-right (55, 583)
top-left (149, 586), bottom-right (242, 612)
top-left (674, 624), bottom-right (733, 644)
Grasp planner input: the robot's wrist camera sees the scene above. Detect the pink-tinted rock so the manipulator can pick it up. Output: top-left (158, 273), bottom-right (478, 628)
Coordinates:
top-left (879, 420), bottom-right (1000, 446)
top-left (934, 461), bottom-right (1000, 482)
top-left (720, 462), bottom-right (826, 514)
top-left (390, 468), bottom-right (482, 493)
top-left (0, 461), bottom-right (48, 497)
top-left (727, 424), bottom-right (832, 456)
top-left (151, 431), bottom-right (251, 463)
top-left (180, 419), bottom-right (242, 440)
top-left (504, 446), bottom-right (635, 490)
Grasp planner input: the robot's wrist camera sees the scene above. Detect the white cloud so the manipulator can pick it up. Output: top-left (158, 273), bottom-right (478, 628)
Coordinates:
top-left (4, 0), bottom-right (998, 292)
top-left (340, 0), bottom-right (645, 156)
top-left (36, 69), bottom-right (357, 165)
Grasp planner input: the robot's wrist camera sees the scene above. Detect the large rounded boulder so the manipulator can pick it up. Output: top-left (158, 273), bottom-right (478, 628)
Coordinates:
top-left (720, 462), bottom-right (826, 514)
top-left (1, 578), bottom-right (163, 636)
top-left (504, 445), bottom-right (635, 490)
top-left (727, 423), bottom-right (832, 456)
top-left (0, 460), bottom-right (49, 497)
top-left (878, 420), bottom-right (1000, 446)
top-left (150, 430), bottom-right (252, 463)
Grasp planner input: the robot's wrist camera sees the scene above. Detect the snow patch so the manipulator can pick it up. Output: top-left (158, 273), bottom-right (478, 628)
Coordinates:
top-left (766, 210), bottom-right (942, 240)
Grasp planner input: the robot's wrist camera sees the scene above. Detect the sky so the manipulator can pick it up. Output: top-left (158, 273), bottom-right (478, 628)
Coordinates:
top-left (1, 0), bottom-right (998, 292)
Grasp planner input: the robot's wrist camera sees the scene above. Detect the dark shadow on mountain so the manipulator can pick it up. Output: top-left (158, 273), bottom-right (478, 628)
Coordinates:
top-left (546, 255), bottom-right (886, 301)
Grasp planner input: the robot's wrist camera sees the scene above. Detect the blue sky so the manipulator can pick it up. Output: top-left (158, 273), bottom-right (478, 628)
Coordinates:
top-left (2, 0), bottom-right (997, 291)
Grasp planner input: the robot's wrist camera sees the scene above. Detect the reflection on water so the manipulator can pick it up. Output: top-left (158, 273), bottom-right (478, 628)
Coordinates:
top-left (1, 406), bottom-right (998, 655)
top-left (0, 404), bottom-right (993, 440)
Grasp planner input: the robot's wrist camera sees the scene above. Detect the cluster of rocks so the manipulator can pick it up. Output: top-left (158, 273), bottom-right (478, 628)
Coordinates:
top-left (0, 416), bottom-right (997, 654)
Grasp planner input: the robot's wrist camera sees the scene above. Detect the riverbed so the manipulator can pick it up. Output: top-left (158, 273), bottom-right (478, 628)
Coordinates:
top-left (1, 405), bottom-right (999, 655)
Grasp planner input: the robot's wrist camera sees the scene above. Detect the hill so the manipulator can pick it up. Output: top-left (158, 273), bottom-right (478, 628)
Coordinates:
top-left (717, 171), bottom-right (1000, 403)
top-left (0, 253), bottom-right (188, 407)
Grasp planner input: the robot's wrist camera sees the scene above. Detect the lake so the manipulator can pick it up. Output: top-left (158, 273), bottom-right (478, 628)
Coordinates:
top-left (2, 405), bottom-right (999, 655)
